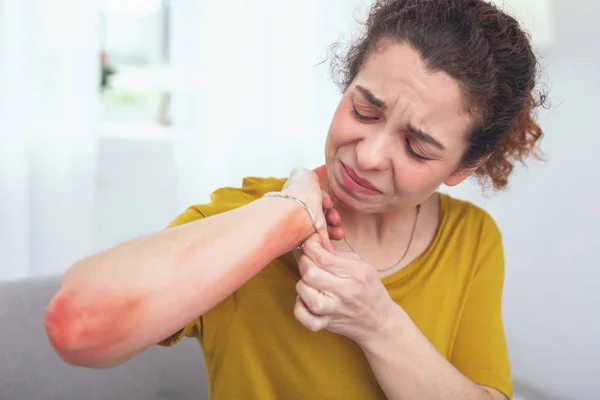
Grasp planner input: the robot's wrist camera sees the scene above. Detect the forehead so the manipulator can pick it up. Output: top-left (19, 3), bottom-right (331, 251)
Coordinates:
top-left (352, 41), bottom-right (473, 145)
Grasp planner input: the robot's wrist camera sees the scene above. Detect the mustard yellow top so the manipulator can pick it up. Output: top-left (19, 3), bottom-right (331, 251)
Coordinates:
top-left (160, 176), bottom-right (512, 399)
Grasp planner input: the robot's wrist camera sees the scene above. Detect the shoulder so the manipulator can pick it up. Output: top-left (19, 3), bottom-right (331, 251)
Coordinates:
top-left (441, 193), bottom-right (502, 241)
top-left (167, 175), bottom-right (287, 228)
top-left (204, 175), bottom-right (287, 211)
top-left (438, 193), bottom-right (504, 275)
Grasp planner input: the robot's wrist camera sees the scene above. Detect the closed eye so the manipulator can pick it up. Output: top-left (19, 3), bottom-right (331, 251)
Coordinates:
top-left (404, 137), bottom-right (432, 162)
top-left (352, 102), bottom-right (435, 162)
top-left (351, 105), bottom-right (378, 122)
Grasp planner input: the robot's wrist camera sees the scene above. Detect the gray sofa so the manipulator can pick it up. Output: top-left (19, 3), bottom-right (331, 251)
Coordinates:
top-left (0, 276), bottom-right (208, 400)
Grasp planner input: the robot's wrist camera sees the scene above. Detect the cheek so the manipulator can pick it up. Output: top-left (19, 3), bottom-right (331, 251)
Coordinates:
top-left (327, 101), bottom-right (362, 147)
top-left (392, 161), bottom-right (453, 192)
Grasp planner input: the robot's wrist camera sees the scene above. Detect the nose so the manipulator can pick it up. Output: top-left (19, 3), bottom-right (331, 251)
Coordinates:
top-left (355, 131), bottom-right (392, 172)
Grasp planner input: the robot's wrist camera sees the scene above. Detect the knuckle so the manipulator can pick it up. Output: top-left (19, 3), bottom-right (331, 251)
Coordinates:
top-left (355, 269), bottom-right (369, 284)
top-left (315, 255), bottom-right (330, 268)
top-left (304, 266), bottom-right (318, 282)
top-left (297, 258), bottom-right (309, 274)
top-left (295, 280), bottom-right (303, 294)
top-left (293, 302), bottom-right (304, 320)
top-left (308, 320), bottom-right (323, 332)
top-left (311, 297), bottom-right (325, 315)
top-left (306, 235), bottom-right (319, 246)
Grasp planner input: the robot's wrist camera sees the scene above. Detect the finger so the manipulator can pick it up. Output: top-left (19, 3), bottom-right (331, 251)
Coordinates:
top-left (318, 228), bottom-right (334, 252)
top-left (327, 225), bottom-right (346, 241)
top-left (300, 231), bottom-right (334, 255)
top-left (291, 166), bottom-right (311, 175)
top-left (294, 296), bottom-right (329, 332)
top-left (297, 253), bottom-right (341, 293)
top-left (289, 166), bottom-right (301, 177)
top-left (303, 236), bottom-right (351, 278)
top-left (325, 208), bottom-right (344, 240)
top-left (322, 191), bottom-right (333, 210)
top-left (304, 232), bottom-right (332, 257)
top-left (325, 208), bottom-right (341, 227)
top-left (296, 280), bottom-right (333, 316)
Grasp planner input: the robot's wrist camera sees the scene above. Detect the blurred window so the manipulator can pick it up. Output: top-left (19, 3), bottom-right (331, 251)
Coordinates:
top-left (99, 0), bottom-right (171, 126)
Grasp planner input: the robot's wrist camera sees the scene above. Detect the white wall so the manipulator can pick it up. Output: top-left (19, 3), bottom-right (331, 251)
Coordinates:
top-left (1, 1), bottom-right (598, 398)
top-left (0, 0), bottom-right (99, 280)
top-left (95, 131), bottom-right (178, 252)
top-left (91, 2), bottom-right (600, 397)
top-left (494, 1), bottom-right (600, 398)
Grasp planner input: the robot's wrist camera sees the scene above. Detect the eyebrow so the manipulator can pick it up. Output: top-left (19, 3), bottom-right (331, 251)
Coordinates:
top-left (406, 123), bottom-right (446, 151)
top-left (355, 85), bottom-right (446, 152)
top-left (355, 85), bottom-right (387, 109)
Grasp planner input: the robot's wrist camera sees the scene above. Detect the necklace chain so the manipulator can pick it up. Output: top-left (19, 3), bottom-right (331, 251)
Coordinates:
top-left (327, 181), bottom-right (421, 273)
top-left (341, 204), bottom-right (421, 273)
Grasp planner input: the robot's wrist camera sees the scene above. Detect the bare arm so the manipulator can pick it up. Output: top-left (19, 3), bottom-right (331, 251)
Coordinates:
top-left (44, 195), bottom-right (314, 368)
top-left (362, 220), bottom-right (512, 400)
top-left (360, 306), bottom-right (508, 400)
top-left (293, 227), bottom-right (510, 400)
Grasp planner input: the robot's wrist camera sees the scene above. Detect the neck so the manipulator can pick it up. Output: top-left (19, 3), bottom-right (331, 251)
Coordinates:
top-left (317, 165), bottom-right (436, 275)
top-left (321, 176), bottom-right (417, 249)
top-left (315, 163), bottom-right (419, 255)
top-left (334, 196), bottom-right (418, 247)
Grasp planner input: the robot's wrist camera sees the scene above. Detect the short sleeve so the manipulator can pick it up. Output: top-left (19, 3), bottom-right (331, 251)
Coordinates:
top-left (451, 215), bottom-right (513, 399)
top-left (157, 206), bottom-right (207, 347)
top-left (157, 176), bottom-right (286, 349)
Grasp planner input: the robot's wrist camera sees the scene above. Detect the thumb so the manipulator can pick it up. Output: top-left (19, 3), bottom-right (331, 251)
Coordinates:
top-left (289, 166), bottom-right (307, 178)
top-left (318, 228), bottom-right (334, 253)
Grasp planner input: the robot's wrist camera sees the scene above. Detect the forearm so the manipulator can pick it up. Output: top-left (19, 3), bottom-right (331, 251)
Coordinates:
top-left (45, 196), bottom-right (313, 367)
top-left (359, 306), bottom-right (498, 400)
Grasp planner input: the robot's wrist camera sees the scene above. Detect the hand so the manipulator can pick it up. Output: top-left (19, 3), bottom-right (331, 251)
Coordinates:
top-left (293, 234), bottom-right (397, 345)
top-left (281, 167), bottom-right (345, 251)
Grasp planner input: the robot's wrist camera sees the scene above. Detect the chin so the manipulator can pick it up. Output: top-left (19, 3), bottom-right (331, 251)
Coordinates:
top-left (329, 174), bottom-right (373, 212)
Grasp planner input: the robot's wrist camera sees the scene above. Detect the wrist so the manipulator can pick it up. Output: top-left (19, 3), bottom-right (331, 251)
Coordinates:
top-left (263, 191), bottom-right (318, 233)
top-left (257, 196), bottom-right (316, 251)
top-left (359, 302), bottom-right (412, 352)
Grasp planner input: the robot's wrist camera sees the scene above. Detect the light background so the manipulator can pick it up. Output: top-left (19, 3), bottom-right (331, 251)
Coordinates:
top-left (1, 1), bottom-right (597, 398)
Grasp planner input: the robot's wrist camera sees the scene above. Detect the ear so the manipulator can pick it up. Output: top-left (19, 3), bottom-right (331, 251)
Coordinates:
top-left (443, 170), bottom-right (473, 187)
top-left (444, 155), bottom-right (490, 187)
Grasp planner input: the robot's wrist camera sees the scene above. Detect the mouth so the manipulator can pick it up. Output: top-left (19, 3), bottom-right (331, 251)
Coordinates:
top-left (340, 162), bottom-right (380, 195)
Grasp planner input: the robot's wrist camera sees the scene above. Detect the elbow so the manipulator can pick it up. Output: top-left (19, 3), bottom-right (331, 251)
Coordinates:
top-left (43, 291), bottom-right (101, 368)
top-left (43, 287), bottom-right (134, 369)
top-left (43, 295), bottom-right (85, 367)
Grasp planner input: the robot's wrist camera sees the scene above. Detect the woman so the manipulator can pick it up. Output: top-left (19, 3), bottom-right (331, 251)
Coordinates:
top-left (44, 0), bottom-right (545, 399)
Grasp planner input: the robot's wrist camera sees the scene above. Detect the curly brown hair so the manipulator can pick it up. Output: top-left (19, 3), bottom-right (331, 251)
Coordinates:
top-left (331, 0), bottom-right (547, 190)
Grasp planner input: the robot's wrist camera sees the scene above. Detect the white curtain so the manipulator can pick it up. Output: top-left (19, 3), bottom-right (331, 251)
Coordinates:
top-left (169, 0), bottom-right (371, 210)
top-left (0, 0), bottom-right (100, 281)
top-left (0, 0), bottom-right (495, 283)
top-left (167, 0), bottom-right (493, 214)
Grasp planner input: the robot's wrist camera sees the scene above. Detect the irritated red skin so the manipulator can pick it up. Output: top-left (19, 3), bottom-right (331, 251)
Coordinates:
top-left (44, 286), bottom-right (145, 366)
top-left (44, 170), bottom-right (324, 366)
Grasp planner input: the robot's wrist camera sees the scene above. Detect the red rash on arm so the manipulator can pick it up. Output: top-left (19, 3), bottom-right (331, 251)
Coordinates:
top-left (44, 286), bottom-right (146, 366)
top-left (171, 196), bottom-right (314, 322)
top-left (45, 194), bottom-right (315, 367)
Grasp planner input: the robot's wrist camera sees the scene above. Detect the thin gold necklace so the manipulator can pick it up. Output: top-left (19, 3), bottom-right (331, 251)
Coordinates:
top-left (328, 182), bottom-right (421, 273)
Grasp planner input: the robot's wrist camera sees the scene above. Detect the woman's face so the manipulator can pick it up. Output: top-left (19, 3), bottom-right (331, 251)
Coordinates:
top-left (325, 40), bottom-right (475, 213)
